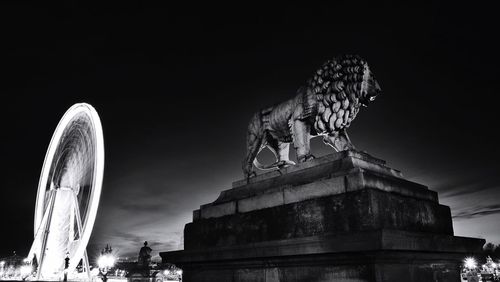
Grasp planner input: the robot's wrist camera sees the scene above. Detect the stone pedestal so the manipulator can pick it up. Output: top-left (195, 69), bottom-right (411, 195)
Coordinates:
top-left (160, 151), bottom-right (484, 282)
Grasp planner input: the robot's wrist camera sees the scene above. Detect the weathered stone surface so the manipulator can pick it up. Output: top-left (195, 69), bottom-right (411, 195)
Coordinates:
top-left (200, 201), bottom-right (236, 219)
top-left (162, 247), bottom-right (476, 282)
top-left (160, 150), bottom-right (484, 282)
top-left (197, 151), bottom-right (437, 223)
top-left (186, 189), bottom-right (453, 250)
top-left (236, 150), bottom-right (392, 188)
top-left (198, 168), bottom-right (437, 221)
top-left (226, 151), bottom-right (405, 202)
top-left (164, 230), bottom-right (483, 263)
top-left (238, 190), bottom-right (284, 213)
top-left (283, 176), bottom-right (345, 204)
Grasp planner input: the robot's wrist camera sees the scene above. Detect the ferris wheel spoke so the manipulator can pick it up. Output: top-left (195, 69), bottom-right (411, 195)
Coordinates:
top-left (66, 191), bottom-right (83, 254)
top-left (71, 190), bottom-right (84, 237)
top-left (83, 249), bottom-right (91, 279)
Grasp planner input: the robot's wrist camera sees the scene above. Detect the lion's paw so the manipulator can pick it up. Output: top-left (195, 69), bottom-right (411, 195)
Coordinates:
top-left (305, 154), bottom-right (316, 161)
top-left (298, 154), bottom-right (316, 163)
top-left (276, 160), bottom-right (296, 169)
top-left (245, 171), bottom-right (257, 180)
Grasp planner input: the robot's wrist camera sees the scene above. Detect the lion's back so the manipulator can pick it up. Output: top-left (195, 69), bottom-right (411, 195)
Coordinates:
top-left (265, 98), bottom-right (296, 140)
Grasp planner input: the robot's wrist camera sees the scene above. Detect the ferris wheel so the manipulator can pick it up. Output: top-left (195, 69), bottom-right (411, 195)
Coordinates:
top-left (27, 103), bottom-right (104, 280)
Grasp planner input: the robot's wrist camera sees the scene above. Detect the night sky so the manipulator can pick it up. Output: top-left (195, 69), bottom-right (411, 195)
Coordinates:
top-left (1, 2), bottom-right (499, 261)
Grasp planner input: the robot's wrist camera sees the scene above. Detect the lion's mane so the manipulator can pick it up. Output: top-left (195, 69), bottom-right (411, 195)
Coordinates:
top-left (308, 55), bottom-right (368, 135)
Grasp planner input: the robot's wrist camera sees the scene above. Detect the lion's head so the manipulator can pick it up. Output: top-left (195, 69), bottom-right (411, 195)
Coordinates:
top-left (309, 55), bottom-right (381, 134)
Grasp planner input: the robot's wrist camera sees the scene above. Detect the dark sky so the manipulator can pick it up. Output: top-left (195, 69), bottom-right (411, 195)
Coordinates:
top-left (1, 2), bottom-right (499, 261)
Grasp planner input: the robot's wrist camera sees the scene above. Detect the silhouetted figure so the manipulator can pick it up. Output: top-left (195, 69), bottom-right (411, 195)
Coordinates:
top-left (31, 254), bottom-right (38, 275)
top-left (63, 252), bottom-right (69, 282)
top-left (137, 241), bottom-right (152, 269)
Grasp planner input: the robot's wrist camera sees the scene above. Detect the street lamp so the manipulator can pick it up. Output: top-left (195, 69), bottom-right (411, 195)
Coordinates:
top-left (20, 264), bottom-right (32, 279)
top-left (97, 254), bottom-right (115, 282)
top-left (464, 257), bottom-right (477, 270)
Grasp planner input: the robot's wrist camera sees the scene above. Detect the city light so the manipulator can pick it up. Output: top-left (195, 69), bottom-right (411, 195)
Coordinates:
top-left (464, 257), bottom-right (477, 269)
top-left (20, 265), bottom-right (32, 276)
top-left (97, 254), bottom-right (115, 270)
top-left (0, 261), bottom-right (5, 278)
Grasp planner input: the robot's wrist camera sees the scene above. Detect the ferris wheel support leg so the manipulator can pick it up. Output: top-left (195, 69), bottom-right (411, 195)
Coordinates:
top-left (36, 189), bottom-right (57, 281)
top-left (84, 250), bottom-right (91, 280)
top-left (72, 190), bottom-right (92, 279)
top-left (28, 189), bottom-right (55, 260)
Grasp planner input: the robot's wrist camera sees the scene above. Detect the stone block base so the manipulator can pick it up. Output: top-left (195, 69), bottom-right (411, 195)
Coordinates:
top-left (163, 229), bottom-right (483, 281)
top-left (179, 252), bottom-right (463, 282)
top-left (160, 151), bottom-right (484, 282)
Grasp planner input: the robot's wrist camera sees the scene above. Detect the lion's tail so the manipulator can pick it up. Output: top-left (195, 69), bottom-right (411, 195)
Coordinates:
top-left (252, 150), bottom-right (275, 170)
top-left (253, 155), bottom-right (265, 169)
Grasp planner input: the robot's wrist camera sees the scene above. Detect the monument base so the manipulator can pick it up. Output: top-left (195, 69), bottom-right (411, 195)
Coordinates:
top-left (161, 151), bottom-right (484, 282)
top-left (171, 252), bottom-right (463, 282)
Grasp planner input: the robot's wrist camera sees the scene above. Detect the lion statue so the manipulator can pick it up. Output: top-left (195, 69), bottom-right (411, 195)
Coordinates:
top-left (242, 54), bottom-right (381, 179)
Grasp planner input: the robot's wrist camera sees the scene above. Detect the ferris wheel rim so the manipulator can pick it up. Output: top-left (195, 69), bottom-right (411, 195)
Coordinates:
top-left (33, 102), bottom-right (104, 268)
